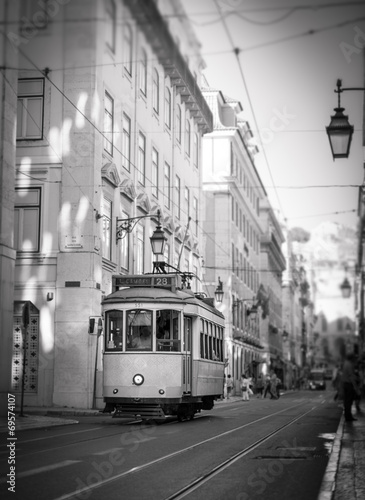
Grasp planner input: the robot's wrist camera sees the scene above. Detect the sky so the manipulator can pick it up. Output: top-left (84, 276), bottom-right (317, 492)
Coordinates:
top-left (183, 0), bottom-right (365, 232)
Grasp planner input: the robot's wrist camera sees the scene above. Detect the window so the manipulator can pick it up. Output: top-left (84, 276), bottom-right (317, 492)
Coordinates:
top-left (152, 68), bottom-right (159, 114)
top-left (185, 119), bottom-right (191, 156)
top-left (136, 223), bottom-right (144, 274)
top-left (17, 79), bottom-right (44, 140)
top-left (176, 105), bottom-right (182, 143)
top-left (122, 113), bottom-right (131, 171)
top-left (164, 162), bottom-right (171, 209)
top-left (126, 310), bottom-right (152, 351)
top-left (105, 310), bottom-right (123, 351)
top-left (175, 175), bottom-right (181, 219)
top-left (138, 132), bottom-right (146, 185)
top-left (14, 187), bottom-right (41, 252)
top-left (164, 86), bottom-right (171, 129)
top-left (104, 91), bottom-right (113, 155)
top-left (105, 0), bottom-right (116, 52)
top-left (119, 209), bottom-right (129, 271)
top-left (139, 48), bottom-right (147, 95)
top-left (184, 186), bottom-right (190, 217)
top-left (152, 148), bottom-right (159, 198)
top-left (102, 197), bottom-right (112, 260)
top-left (156, 309), bottom-right (180, 352)
top-left (193, 196), bottom-right (198, 236)
top-left (123, 24), bottom-right (133, 75)
top-left (193, 133), bottom-right (199, 168)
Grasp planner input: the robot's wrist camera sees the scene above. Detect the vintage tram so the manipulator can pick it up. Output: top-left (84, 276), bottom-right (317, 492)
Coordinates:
top-left (102, 274), bottom-right (225, 421)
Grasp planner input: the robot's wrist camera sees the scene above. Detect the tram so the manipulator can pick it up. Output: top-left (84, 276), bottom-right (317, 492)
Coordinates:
top-left (102, 274), bottom-right (225, 421)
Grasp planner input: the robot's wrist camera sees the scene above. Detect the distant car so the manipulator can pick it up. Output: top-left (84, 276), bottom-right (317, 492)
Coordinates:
top-left (309, 370), bottom-right (326, 390)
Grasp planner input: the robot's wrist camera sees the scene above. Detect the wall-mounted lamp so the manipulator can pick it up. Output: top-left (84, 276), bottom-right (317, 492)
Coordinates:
top-left (340, 277), bottom-right (352, 298)
top-left (326, 79), bottom-right (365, 160)
top-left (214, 277), bottom-right (224, 303)
top-left (233, 296), bottom-right (258, 318)
top-left (47, 292), bottom-right (54, 301)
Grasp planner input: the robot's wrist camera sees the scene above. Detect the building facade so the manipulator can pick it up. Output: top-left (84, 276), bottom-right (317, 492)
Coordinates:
top-left (5, 0), bottom-right (213, 409)
top-left (201, 88), bottom-right (267, 394)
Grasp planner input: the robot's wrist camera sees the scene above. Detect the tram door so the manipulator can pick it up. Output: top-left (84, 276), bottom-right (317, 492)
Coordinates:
top-left (182, 316), bottom-right (192, 394)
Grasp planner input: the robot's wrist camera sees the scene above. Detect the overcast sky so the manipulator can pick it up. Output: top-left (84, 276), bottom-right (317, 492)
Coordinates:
top-left (183, 0), bottom-right (365, 232)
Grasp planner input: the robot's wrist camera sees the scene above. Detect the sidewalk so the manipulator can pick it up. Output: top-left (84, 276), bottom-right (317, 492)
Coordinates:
top-left (0, 406), bottom-right (103, 432)
top-left (317, 407), bottom-right (365, 500)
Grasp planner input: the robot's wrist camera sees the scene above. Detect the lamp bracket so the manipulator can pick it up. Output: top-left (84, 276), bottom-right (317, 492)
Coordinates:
top-left (116, 210), bottom-right (161, 242)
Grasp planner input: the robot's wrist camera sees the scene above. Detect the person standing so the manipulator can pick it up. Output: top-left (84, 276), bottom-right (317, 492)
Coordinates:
top-left (270, 370), bottom-right (279, 399)
top-left (241, 373), bottom-right (250, 401)
top-left (341, 354), bottom-right (360, 422)
top-left (226, 374), bottom-right (233, 400)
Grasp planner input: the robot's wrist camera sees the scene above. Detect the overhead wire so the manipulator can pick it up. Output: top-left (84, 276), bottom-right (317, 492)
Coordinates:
top-left (212, 0), bottom-right (286, 220)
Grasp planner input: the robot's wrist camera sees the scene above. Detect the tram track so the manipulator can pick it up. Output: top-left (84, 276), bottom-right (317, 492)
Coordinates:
top-left (164, 403), bottom-right (323, 499)
top-left (52, 399), bottom-right (318, 500)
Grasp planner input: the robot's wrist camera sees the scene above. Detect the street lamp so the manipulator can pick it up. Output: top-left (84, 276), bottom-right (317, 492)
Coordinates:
top-left (116, 209), bottom-right (167, 270)
top-left (326, 79), bottom-right (365, 160)
top-left (340, 277), bottom-right (352, 299)
top-left (233, 297), bottom-right (258, 318)
top-left (214, 277), bottom-right (224, 303)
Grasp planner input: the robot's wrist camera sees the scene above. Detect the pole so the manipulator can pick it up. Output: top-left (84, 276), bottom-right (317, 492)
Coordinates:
top-left (19, 301), bottom-right (29, 417)
top-left (92, 318), bottom-right (103, 409)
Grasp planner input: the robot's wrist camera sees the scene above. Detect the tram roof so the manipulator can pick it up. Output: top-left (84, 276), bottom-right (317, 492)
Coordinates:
top-left (102, 287), bottom-right (224, 318)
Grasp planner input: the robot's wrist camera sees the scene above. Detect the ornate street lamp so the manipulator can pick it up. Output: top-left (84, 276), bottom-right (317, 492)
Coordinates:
top-left (326, 79), bottom-right (365, 160)
top-left (149, 212), bottom-right (167, 256)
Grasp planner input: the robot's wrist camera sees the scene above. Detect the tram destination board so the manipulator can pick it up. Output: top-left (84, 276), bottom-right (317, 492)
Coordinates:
top-left (112, 274), bottom-right (181, 292)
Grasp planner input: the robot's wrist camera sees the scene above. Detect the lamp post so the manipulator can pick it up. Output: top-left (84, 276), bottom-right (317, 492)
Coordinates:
top-left (326, 79), bottom-right (365, 160)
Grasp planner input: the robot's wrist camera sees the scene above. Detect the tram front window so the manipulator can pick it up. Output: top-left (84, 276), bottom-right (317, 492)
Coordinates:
top-left (105, 310), bottom-right (123, 351)
top-left (126, 310), bottom-right (152, 351)
top-left (156, 310), bottom-right (180, 351)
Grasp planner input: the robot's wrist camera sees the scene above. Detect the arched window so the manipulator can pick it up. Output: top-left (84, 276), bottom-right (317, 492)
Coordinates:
top-left (152, 68), bottom-right (159, 114)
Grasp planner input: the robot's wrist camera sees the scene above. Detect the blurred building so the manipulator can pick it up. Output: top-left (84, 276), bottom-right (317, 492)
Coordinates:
top-left (201, 88), bottom-right (278, 393)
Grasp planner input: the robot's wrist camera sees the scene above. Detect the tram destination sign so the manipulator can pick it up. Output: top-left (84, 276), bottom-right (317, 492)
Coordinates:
top-left (112, 274), bottom-right (181, 292)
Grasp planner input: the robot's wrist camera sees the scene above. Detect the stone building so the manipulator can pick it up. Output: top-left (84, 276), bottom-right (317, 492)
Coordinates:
top-left (2, 0), bottom-right (213, 409)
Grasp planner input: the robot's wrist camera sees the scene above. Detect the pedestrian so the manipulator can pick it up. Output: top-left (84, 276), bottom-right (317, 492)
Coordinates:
top-left (226, 374), bottom-right (233, 399)
top-left (332, 364), bottom-right (343, 401)
top-left (341, 353), bottom-right (360, 422)
top-left (241, 373), bottom-right (250, 401)
top-left (256, 374), bottom-right (264, 398)
top-left (269, 370), bottom-right (279, 399)
top-left (263, 374), bottom-right (273, 399)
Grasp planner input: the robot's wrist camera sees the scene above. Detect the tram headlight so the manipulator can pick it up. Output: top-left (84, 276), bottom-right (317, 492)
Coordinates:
top-left (133, 374), bottom-right (144, 386)
top-left (113, 389), bottom-right (118, 394)
top-left (159, 389), bottom-right (165, 395)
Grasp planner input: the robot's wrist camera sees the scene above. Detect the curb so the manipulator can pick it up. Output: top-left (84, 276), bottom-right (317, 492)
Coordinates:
top-left (316, 413), bottom-right (344, 500)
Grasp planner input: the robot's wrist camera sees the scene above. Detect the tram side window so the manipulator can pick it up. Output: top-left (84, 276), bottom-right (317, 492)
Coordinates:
top-left (105, 310), bottom-right (123, 351)
top-left (156, 309), bottom-right (180, 351)
top-left (126, 310), bottom-right (152, 351)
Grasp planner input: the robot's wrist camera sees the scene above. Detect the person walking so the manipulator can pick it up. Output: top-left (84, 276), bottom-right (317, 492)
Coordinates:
top-left (263, 374), bottom-right (273, 399)
top-left (341, 354), bottom-right (360, 422)
top-left (256, 374), bottom-right (264, 398)
top-left (226, 374), bottom-right (233, 400)
top-left (241, 373), bottom-right (250, 401)
top-left (269, 370), bottom-right (279, 399)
